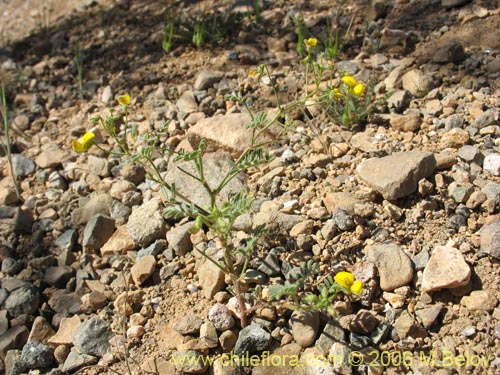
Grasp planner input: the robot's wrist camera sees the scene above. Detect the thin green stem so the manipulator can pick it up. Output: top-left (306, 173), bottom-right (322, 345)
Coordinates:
top-left (0, 85), bottom-right (22, 201)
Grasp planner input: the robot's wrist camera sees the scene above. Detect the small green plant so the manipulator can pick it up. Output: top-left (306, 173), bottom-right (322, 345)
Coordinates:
top-left (292, 13), bottom-right (307, 57)
top-left (192, 18), bottom-right (205, 48)
top-left (268, 269), bottom-right (364, 316)
top-left (162, 21), bottom-right (175, 53)
top-left (73, 41), bottom-right (84, 99)
top-left (0, 84), bottom-right (22, 201)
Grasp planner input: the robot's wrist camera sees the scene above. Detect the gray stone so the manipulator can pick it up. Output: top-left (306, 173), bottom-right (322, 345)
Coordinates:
top-left (444, 114), bottom-right (465, 130)
top-left (199, 322), bottom-right (218, 348)
top-left (173, 315), bottom-right (203, 335)
top-left (194, 70), bottom-right (223, 91)
top-left (484, 153), bottom-right (500, 176)
top-left (166, 222), bottom-right (193, 256)
top-left (11, 155), bottom-right (35, 177)
top-left (73, 318), bottom-right (113, 357)
top-left (48, 292), bottom-right (81, 314)
top-left (0, 326), bottom-right (29, 360)
top-left (257, 248), bottom-right (281, 276)
top-left (474, 109), bottom-right (497, 129)
top-left (165, 152), bottom-right (246, 209)
top-left (82, 214), bottom-right (115, 252)
top-left (54, 229), bottom-right (77, 251)
top-left (244, 269), bottom-right (267, 284)
top-left (88, 155), bottom-right (110, 177)
top-left (413, 249), bottom-right (429, 270)
top-left (101, 85), bottom-right (113, 104)
top-left (35, 148), bottom-right (65, 169)
top-left (480, 221), bottom-right (500, 259)
top-left (137, 240), bottom-right (164, 259)
top-left (43, 266), bottom-right (75, 288)
top-left (172, 350), bottom-right (207, 373)
top-left (20, 341), bottom-right (54, 369)
top-left (1, 258), bottom-right (22, 276)
top-left (329, 342), bottom-right (352, 374)
top-left (208, 303), bottom-right (234, 331)
top-left (415, 304), bottom-right (443, 329)
top-left (449, 183), bottom-right (474, 204)
top-left (370, 322), bottom-right (390, 345)
top-left (315, 322), bottom-right (345, 355)
top-left (331, 209), bottom-right (355, 231)
top-left (0, 311), bottom-right (8, 336)
top-left (290, 310), bottom-right (319, 348)
top-left (433, 39), bottom-right (465, 64)
top-left (457, 145), bottom-right (483, 164)
top-left (482, 182), bottom-right (500, 206)
top-left (109, 199), bottom-right (131, 224)
top-left (234, 324), bottom-right (271, 356)
top-left (357, 151), bottom-right (436, 200)
top-left (422, 244), bottom-right (471, 292)
top-left (176, 90), bottom-right (198, 119)
top-left (367, 241), bottom-right (413, 291)
top-left (394, 311), bottom-right (426, 339)
top-left (2, 284), bottom-right (39, 318)
top-left (349, 332), bottom-right (371, 349)
top-left (126, 198), bottom-right (166, 247)
top-left (252, 211), bottom-right (303, 234)
top-left (71, 193), bottom-right (113, 226)
top-left (62, 351), bottom-right (97, 372)
top-left (387, 90), bottom-right (411, 113)
top-left (4, 349), bottom-right (22, 375)
top-left (0, 207), bottom-right (33, 235)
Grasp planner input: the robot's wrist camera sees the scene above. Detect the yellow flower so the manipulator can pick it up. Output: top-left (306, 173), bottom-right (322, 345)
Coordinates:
top-left (352, 83), bottom-right (364, 96)
top-left (72, 132), bottom-right (95, 153)
top-left (334, 271), bottom-right (364, 295)
top-left (341, 76), bottom-right (357, 88)
top-left (331, 88), bottom-right (343, 98)
top-left (249, 70), bottom-right (259, 77)
top-left (351, 280), bottom-right (364, 295)
top-left (117, 93), bottom-right (131, 106)
top-left (304, 37), bottom-right (318, 48)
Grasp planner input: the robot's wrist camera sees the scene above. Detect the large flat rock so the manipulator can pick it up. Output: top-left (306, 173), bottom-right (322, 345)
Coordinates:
top-left (186, 113), bottom-right (278, 158)
top-left (356, 151), bottom-right (436, 200)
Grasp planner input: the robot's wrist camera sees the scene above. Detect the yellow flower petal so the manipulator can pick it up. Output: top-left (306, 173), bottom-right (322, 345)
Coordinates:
top-left (249, 70), bottom-right (259, 77)
top-left (117, 93), bottom-right (131, 106)
top-left (334, 271), bottom-right (354, 290)
top-left (341, 76), bottom-right (357, 88)
top-left (332, 88), bottom-right (343, 98)
top-left (72, 132), bottom-right (95, 153)
top-left (304, 37), bottom-right (318, 48)
top-left (352, 83), bottom-right (364, 96)
top-left (350, 280), bottom-right (364, 295)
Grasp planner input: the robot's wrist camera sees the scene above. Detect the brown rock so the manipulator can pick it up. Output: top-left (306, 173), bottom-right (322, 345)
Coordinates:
top-left (28, 316), bottom-right (55, 344)
top-left (440, 128), bottom-right (469, 148)
top-left (100, 226), bottom-right (137, 256)
top-left (422, 244), bottom-right (471, 292)
top-left (131, 255), bottom-right (157, 286)
top-left (0, 325), bottom-right (29, 359)
top-left (461, 290), bottom-right (498, 312)
top-left (48, 316), bottom-right (80, 346)
top-left (357, 151), bottom-right (436, 200)
top-left (198, 259), bottom-right (226, 299)
top-left (389, 113), bottom-right (421, 132)
top-left (402, 69), bottom-right (434, 98)
top-left (366, 241), bottom-right (414, 291)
